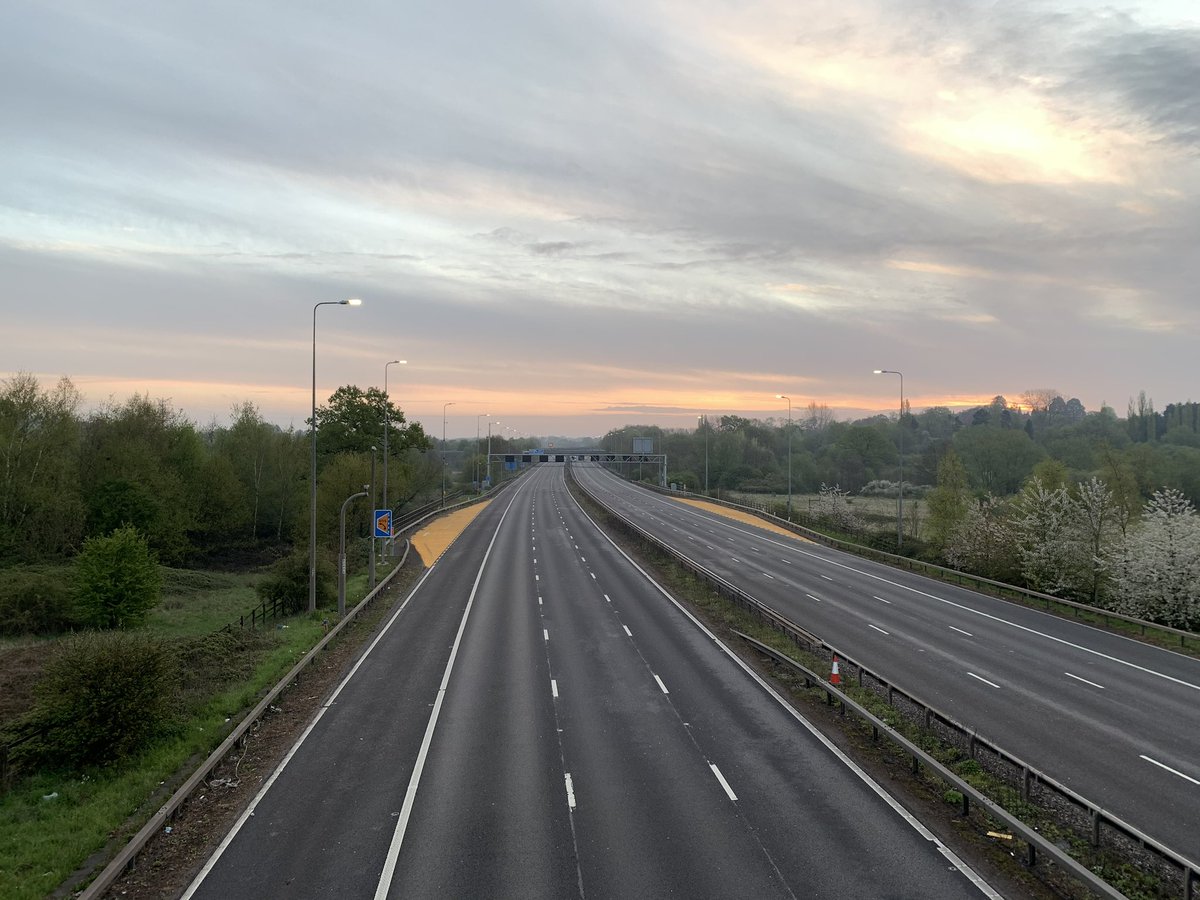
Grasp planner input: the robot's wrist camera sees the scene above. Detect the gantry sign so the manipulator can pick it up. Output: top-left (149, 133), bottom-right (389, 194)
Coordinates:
top-left (487, 451), bottom-right (668, 486)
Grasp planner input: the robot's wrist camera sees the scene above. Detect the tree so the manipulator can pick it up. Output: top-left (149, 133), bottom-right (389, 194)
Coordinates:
top-left (74, 525), bottom-right (163, 628)
top-left (943, 494), bottom-right (1017, 582)
top-left (1011, 477), bottom-right (1074, 595)
top-left (1105, 488), bottom-right (1200, 628)
top-left (312, 386), bottom-right (430, 458)
top-left (953, 426), bottom-right (1044, 494)
top-left (1071, 477), bottom-right (1120, 605)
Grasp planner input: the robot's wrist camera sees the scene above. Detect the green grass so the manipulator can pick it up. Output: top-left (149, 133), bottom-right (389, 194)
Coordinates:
top-left (0, 552), bottom-right (399, 900)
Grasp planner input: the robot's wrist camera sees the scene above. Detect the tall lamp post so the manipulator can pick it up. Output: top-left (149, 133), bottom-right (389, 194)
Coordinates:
top-left (874, 369), bottom-right (905, 549)
top-left (476, 412), bottom-right (489, 491)
top-left (309, 297), bottom-right (361, 614)
top-left (776, 394), bottom-right (792, 519)
top-left (697, 414), bottom-right (709, 496)
top-left (382, 359), bottom-right (405, 538)
top-left (486, 418), bottom-right (498, 487)
top-left (441, 401), bottom-right (455, 507)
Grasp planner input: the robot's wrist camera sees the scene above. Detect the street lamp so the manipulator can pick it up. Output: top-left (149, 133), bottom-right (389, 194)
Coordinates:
top-left (338, 485), bottom-right (369, 617)
top-left (309, 298), bottom-right (361, 614)
top-left (476, 413), bottom-right (489, 492)
top-left (382, 360), bottom-right (406, 551)
top-left (874, 369), bottom-right (905, 549)
top-left (697, 414), bottom-right (709, 496)
top-left (776, 394), bottom-right (792, 519)
top-left (487, 418), bottom-right (499, 487)
top-left (441, 402), bottom-right (455, 507)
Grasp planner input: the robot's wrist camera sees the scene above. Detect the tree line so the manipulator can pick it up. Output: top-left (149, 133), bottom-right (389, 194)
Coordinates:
top-left (0, 373), bottom-right (434, 570)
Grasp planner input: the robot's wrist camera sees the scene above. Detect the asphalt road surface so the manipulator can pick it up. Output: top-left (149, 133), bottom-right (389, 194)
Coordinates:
top-left (572, 462), bottom-right (1200, 866)
top-left (183, 465), bottom-right (996, 899)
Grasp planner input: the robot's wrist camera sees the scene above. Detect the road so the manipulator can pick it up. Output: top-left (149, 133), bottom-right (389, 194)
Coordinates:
top-left (184, 464), bottom-right (995, 899)
top-left (572, 463), bottom-right (1200, 864)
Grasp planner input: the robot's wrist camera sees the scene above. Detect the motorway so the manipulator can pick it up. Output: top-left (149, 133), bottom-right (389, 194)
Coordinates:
top-left (183, 464), bottom-right (996, 899)
top-left (571, 463), bottom-right (1200, 865)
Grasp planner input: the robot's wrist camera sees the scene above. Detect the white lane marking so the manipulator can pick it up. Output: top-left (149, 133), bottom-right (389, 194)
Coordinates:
top-left (654, 674), bottom-right (669, 694)
top-left (535, 574), bottom-right (540, 582)
top-left (762, 572), bottom-right (775, 579)
top-left (967, 672), bottom-right (1001, 689)
top-left (706, 545), bottom-right (715, 550)
top-left (544, 629), bottom-right (550, 641)
top-left (949, 625), bottom-right (973, 637)
top-left (183, 564), bottom-right (439, 900)
top-left (564, 772), bottom-right (577, 808)
top-left (551, 679), bottom-right (559, 698)
top-left (1140, 754), bottom-right (1200, 786)
top-left (604, 593), bottom-right (612, 603)
top-left (1065, 672), bottom-right (1105, 690)
top-left (820, 574), bottom-right (833, 581)
top-left (731, 557), bottom-right (741, 563)
top-left (538, 596), bottom-right (543, 606)
top-left (371, 488), bottom-right (525, 900)
top-left (623, 625), bottom-right (633, 637)
top-left (873, 595), bottom-right (892, 604)
top-left (750, 546), bottom-right (760, 552)
top-left (580, 556), bottom-right (586, 562)
top-left (575, 468), bottom-right (1000, 897)
top-left (710, 764), bottom-right (738, 801)
top-left (590, 572), bottom-right (596, 580)
top-left (868, 624), bottom-right (890, 635)
top-left (805, 593), bottom-right (822, 602)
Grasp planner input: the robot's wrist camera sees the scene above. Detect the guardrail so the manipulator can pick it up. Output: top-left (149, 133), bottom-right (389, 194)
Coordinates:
top-left (570, 464), bottom-right (1199, 900)
top-left (642, 480), bottom-right (1199, 649)
top-left (73, 538), bottom-right (414, 900)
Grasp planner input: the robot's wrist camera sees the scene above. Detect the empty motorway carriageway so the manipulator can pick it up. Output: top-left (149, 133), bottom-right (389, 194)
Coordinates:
top-left (571, 462), bottom-right (1200, 869)
top-left (183, 464), bottom-right (998, 900)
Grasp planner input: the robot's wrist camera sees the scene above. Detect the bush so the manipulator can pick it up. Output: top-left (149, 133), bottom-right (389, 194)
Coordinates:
top-left (255, 549), bottom-right (334, 612)
top-left (12, 631), bottom-right (177, 771)
top-left (74, 525), bottom-right (163, 628)
top-left (0, 569), bottom-right (77, 635)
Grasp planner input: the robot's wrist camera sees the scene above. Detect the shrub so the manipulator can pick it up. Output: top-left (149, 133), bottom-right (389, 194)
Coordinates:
top-left (255, 549), bottom-right (334, 612)
top-left (0, 569), bottom-right (77, 635)
top-left (74, 525), bottom-right (163, 628)
top-left (12, 631), bottom-right (177, 771)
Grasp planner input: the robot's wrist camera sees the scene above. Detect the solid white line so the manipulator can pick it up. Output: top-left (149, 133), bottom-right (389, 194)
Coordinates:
top-left (1065, 672), bottom-right (1105, 689)
top-left (1140, 754), bottom-right (1200, 785)
top-left (805, 593), bottom-right (822, 602)
top-left (949, 625), bottom-right (973, 637)
top-left (183, 564), bottom-right (439, 900)
top-left (873, 595), bottom-right (892, 604)
top-left (564, 772), bottom-right (577, 808)
top-left (551, 679), bottom-right (559, 699)
top-left (710, 764), bottom-right (738, 801)
top-left (372, 489), bottom-right (524, 900)
top-left (967, 672), bottom-right (1001, 689)
top-left (868, 624), bottom-right (890, 635)
top-left (654, 674), bottom-right (669, 694)
top-left (623, 625), bottom-right (632, 637)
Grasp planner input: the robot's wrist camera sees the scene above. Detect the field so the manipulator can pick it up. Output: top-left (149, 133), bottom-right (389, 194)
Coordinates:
top-left (0, 562), bottom-right (392, 900)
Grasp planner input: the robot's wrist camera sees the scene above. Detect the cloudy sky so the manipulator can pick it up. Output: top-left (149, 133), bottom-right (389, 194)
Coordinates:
top-left (3, 1), bottom-right (1198, 439)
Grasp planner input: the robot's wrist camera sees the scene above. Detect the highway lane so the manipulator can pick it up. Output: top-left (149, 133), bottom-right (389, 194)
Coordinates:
top-left (572, 463), bottom-right (1200, 861)
top-left (186, 465), bottom-right (995, 898)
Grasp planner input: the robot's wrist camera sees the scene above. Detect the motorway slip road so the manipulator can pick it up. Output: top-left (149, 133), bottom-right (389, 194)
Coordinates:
top-left (573, 463), bottom-right (1200, 864)
top-left (183, 465), bottom-right (997, 900)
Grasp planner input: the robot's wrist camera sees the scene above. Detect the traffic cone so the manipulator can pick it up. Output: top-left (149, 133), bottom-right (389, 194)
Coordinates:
top-left (830, 654), bottom-right (841, 686)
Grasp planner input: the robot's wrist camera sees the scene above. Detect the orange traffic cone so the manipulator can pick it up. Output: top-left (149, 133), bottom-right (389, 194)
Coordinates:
top-left (830, 654), bottom-right (841, 686)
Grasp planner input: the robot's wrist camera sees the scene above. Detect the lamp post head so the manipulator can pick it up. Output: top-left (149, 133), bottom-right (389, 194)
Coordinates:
top-left (873, 369), bottom-right (884, 374)
top-left (343, 298), bottom-right (363, 306)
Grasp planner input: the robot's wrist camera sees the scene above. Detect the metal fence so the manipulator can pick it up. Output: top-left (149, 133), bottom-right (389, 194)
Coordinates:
top-left (569, 465), bottom-right (1198, 900)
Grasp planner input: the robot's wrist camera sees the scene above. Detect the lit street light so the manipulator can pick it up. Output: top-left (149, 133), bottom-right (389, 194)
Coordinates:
top-left (776, 394), bottom-right (792, 519)
top-left (874, 369), bottom-right (905, 549)
top-left (310, 298), bottom-right (361, 614)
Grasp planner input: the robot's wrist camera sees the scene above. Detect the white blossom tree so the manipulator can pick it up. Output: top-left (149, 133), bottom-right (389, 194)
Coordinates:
top-left (1105, 488), bottom-right (1200, 629)
top-left (945, 494), bottom-right (1017, 582)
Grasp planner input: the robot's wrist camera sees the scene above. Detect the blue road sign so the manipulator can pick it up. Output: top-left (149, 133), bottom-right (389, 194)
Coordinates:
top-left (374, 509), bottom-right (392, 538)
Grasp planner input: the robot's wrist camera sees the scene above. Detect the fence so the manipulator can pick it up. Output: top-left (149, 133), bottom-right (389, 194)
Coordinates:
top-left (570, 464), bottom-right (1199, 900)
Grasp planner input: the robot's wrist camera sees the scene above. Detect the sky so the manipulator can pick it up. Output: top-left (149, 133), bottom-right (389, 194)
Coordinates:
top-left (3, 0), bottom-right (1198, 440)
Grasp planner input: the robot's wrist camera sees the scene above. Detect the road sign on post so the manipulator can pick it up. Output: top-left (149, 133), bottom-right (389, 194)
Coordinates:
top-left (374, 509), bottom-right (391, 539)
